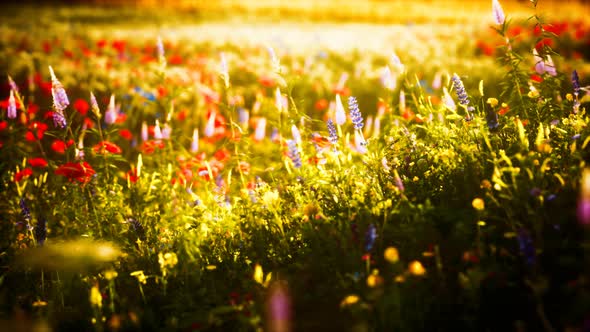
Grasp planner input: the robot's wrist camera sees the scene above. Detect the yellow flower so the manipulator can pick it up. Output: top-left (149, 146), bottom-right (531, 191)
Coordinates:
top-left (130, 270), bottom-right (147, 284)
top-left (527, 87), bottom-right (540, 99)
top-left (366, 274), bottom-right (383, 288)
top-left (394, 275), bottom-right (405, 283)
top-left (340, 294), bottom-right (360, 307)
top-left (384, 247), bottom-right (399, 263)
top-left (103, 269), bottom-right (118, 281)
top-left (90, 284), bottom-right (102, 308)
top-left (408, 260), bottom-right (426, 276)
top-left (253, 263), bottom-right (264, 284)
top-left (32, 299), bottom-right (48, 307)
top-left (486, 98), bottom-right (499, 107)
top-left (158, 252), bottom-right (178, 270)
top-left (472, 198), bottom-right (485, 211)
top-left (566, 93), bottom-right (573, 102)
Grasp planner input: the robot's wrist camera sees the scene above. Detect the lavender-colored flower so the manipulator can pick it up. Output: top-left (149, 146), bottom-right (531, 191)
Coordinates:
top-left (348, 96), bottom-right (364, 130)
top-left (191, 129), bottom-right (199, 153)
top-left (238, 107), bottom-right (249, 126)
top-left (127, 217), bottom-right (146, 240)
top-left (267, 282), bottom-right (291, 332)
top-left (7, 90), bottom-right (17, 119)
top-left (451, 74), bottom-right (474, 120)
top-left (157, 36), bottom-right (166, 66)
top-left (572, 70), bottom-right (581, 96)
top-left (254, 118), bottom-right (267, 141)
top-left (49, 66), bottom-right (69, 112)
top-left (20, 198), bottom-right (31, 223)
top-left (335, 94), bottom-right (346, 126)
top-left (154, 120), bottom-right (163, 140)
top-left (517, 228), bottom-right (536, 266)
top-left (8, 75), bottom-right (18, 93)
top-left (141, 122), bottom-right (148, 141)
top-left (327, 119), bottom-right (338, 145)
top-left (544, 55), bottom-right (557, 77)
top-left (90, 92), bottom-right (100, 117)
top-left (291, 125), bottom-right (301, 144)
top-left (104, 95), bottom-right (117, 125)
top-left (486, 107), bottom-right (499, 130)
top-left (287, 139), bottom-right (302, 168)
top-left (492, 0), bottom-right (505, 25)
top-left (161, 123), bottom-right (171, 140)
top-left (34, 217), bottom-right (47, 246)
top-left (364, 223), bottom-right (377, 252)
top-left (533, 48), bottom-right (545, 75)
top-left (52, 110), bottom-right (67, 129)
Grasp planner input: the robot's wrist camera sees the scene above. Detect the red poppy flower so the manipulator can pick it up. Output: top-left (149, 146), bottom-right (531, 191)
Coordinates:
top-left (168, 54), bottom-right (183, 65)
top-left (14, 168), bottom-right (33, 182)
top-left (96, 39), bottom-right (107, 49)
top-left (25, 122), bottom-right (48, 141)
top-left (74, 99), bottom-right (89, 116)
top-left (29, 158), bottom-right (48, 168)
top-left (119, 129), bottom-right (133, 140)
top-left (214, 148), bottom-right (231, 163)
top-left (55, 161), bottom-right (95, 183)
top-left (140, 140), bottom-right (165, 154)
top-left (314, 98), bottom-right (328, 111)
top-left (93, 141), bottom-right (122, 154)
top-left (530, 74), bottom-right (543, 83)
top-left (127, 168), bottom-right (138, 183)
top-left (0, 121), bottom-right (7, 131)
top-left (51, 140), bottom-right (68, 154)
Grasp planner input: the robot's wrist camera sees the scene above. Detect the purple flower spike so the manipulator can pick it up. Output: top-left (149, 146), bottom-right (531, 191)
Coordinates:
top-left (49, 66), bottom-right (69, 112)
top-left (348, 96), bottom-right (364, 130)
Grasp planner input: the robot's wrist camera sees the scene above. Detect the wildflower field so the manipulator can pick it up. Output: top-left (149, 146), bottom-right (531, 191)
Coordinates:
top-left (1, 0), bottom-right (590, 331)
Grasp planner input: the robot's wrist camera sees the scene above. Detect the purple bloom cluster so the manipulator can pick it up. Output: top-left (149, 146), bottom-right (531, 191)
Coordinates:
top-left (348, 96), bottom-right (364, 130)
top-left (364, 223), bottom-right (377, 252)
top-left (572, 70), bottom-right (580, 95)
top-left (20, 198), bottom-right (31, 223)
top-left (451, 74), bottom-right (474, 120)
top-left (326, 119), bottom-right (338, 145)
top-left (287, 140), bottom-right (302, 168)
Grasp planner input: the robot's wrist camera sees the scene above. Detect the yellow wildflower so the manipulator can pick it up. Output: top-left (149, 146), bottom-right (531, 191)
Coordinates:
top-left (340, 294), bottom-right (360, 307)
top-left (408, 260), bottom-right (426, 276)
top-left (130, 270), bottom-right (147, 284)
top-left (472, 198), bottom-right (485, 211)
top-left (384, 247), bottom-right (399, 263)
top-left (486, 98), bottom-right (499, 107)
top-left (90, 284), bottom-right (102, 308)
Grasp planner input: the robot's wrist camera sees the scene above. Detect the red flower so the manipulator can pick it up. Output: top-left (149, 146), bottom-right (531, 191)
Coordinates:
top-left (530, 74), bottom-right (543, 83)
top-left (314, 98), bottom-right (328, 111)
top-left (127, 168), bottom-right (138, 183)
top-left (14, 168), bottom-right (33, 182)
top-left (112, 40), bottom-right (126, 53)
top-left (96, 39), bottom-right (107, 49)
top-left (0, 121), bottom-right (7, 131)
top-left (74, 99), bottom-right (89, 116)
top-left (119, 129), bottom-right (133, 140)
top-left (55, 162), bottom-right (96, 183)
top-left (140, 140), bottom-right (165, 154)
top-left (214, 148), bottom-right (231, 163)
top-left (51, 140), bottom-right (68, 154)
top-left (29, 158), bottom-right (48, 168)
top-left (168, 54), bottom-right (183, 65)
top-left (93, 141), bottom-right (122, 154)
top-left (25, 122), bottom-right (48, 141)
